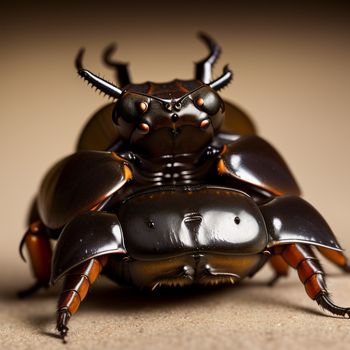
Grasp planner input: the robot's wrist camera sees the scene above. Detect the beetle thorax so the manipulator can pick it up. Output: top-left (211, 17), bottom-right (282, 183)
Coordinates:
top-left (129, 149), bottom-right (218, 187)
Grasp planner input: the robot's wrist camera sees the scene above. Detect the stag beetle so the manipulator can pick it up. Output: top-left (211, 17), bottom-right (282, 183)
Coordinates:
top-left (20, 33), bottom-right (350, 340)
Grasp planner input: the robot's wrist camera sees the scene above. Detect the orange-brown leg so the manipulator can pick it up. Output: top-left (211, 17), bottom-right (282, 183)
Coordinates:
top-left (280, 244), bottom-right (350, 317)
top-left (19, 221), bottom-right (52, 297)
top-left (317, 247), bottom-right (350, 272)
top-left (268, 254), bottom-right (289, 286)
top-left (56, 256), bottom-right (108, 340)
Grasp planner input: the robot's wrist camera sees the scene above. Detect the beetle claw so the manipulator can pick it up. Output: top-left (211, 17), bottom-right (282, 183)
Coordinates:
top-left (57, 309), bottom-right (70, 342)
top-left (58, 327), bottom-right (69, 343)
top-left (59, 326), bottom-right (68, 343)
top-left (316, 293), bottom-right (350, 318)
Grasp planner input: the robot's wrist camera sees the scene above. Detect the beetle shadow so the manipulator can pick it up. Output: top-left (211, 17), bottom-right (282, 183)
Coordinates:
top-left (5, 274), bottom-right (342, 341)
top-left (81, 278), bottom-right (323, 317)
top-left (85, 282), bottom-right (235, 312)
top-left (0, 282), bottom-right (59, 302)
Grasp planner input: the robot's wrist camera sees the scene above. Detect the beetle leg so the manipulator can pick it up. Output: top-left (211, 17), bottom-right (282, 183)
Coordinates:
top-left (18, 221), bottom-right (52, 298)
top-left (317, 247), bottom-right (350, 272)
top-left (267, 254), bottom-right (289, 286)
top-left (280, 243), bottom-right (350, 317)
top-left (56, 256), bottom-right (108, 340)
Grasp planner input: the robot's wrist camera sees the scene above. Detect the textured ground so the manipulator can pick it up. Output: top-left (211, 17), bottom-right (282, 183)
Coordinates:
top-left (1, 2), bottom-right (350, 349)
top-left (1, 263), bottom-right (350, 350)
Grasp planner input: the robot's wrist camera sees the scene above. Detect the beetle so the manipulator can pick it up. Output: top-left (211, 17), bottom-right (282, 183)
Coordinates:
top-left (20, 33), bottom-right (350, 340)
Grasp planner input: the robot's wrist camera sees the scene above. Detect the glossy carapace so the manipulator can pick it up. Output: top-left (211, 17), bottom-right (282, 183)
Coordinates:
top-left (20, 33), bottom-right (350, 341)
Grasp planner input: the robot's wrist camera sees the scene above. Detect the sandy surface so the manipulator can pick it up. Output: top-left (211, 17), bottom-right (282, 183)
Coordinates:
top-left (1, 2), bottom-right (350, 349)
top-left (1, 265), bottom-right (350, 350)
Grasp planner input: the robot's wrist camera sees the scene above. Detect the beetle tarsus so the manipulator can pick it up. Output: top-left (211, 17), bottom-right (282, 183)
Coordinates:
top-left (278, 244), bottom-right (350, 318)
top-left (54, 257), bottom-right (106, 341)
top-left (57, 308), bottom-right (70, 342)
top-left (316, 294), bottom-right (350, 318)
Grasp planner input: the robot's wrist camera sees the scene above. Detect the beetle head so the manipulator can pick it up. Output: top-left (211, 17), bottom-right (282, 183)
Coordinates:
top-left (76, 33), bottom-right (232, 157)
top-left (111, 82), bottom-right (225, 157)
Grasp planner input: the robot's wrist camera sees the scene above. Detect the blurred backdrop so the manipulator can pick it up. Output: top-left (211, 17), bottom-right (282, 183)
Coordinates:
top-left (0, 0), bottom-right (349, 288)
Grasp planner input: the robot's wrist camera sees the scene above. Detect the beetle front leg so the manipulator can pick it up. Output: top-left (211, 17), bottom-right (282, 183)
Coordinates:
top-left (278, 244), bottom-right (350, 317)
top-left (56, 256), bottom-right (108, 340)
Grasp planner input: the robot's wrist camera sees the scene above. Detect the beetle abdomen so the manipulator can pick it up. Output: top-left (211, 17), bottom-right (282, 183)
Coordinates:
top-left (116, 186), bottom-right (268, 260)
top-left (106, 252), bottom-right (266, 289)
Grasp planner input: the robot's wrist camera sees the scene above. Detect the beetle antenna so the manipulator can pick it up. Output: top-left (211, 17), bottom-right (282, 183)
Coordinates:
top-left (209, 65), bottom-right (233, 91)
top-left (75, 48), bottom-right (123, 99)
top-left (195, 32), bottom-right (221, 84)
top-left (103, 43), bottom-right (131, 87)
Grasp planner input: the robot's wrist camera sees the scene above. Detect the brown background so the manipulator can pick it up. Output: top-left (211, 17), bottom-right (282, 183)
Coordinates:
top-left (1, 1), bottom-right (350, 349)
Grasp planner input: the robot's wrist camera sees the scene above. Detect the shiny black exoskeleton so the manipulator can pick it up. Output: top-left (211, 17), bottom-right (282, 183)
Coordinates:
top-left (20, 34), bottom-right (350, 341)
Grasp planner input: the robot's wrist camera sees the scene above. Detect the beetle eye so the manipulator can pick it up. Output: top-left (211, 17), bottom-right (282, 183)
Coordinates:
top-left (165, 103), bottom-right (172, 111)
top-left (192, 87), bottom-right (222, 115)
top-left (174, 102), bottom-right (182, 111)
top-left (138, 101), bottom-right (148, 113)
top-left (196, 97), bottom-right (204, 107)
top-left (138, 122), bottom-right (150, 133)
top-left (113, 93), bottom-right (150, 124)
top-left (199, 119), bottom-right (210, 129)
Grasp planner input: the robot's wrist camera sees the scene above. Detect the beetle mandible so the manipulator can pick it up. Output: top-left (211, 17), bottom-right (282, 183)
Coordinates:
top-left (20, 33), bottom-right (350, 340)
